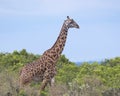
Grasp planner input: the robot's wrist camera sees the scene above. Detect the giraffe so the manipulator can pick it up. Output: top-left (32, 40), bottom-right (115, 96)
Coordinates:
top-left (19, 16), bottom-right (79, 92)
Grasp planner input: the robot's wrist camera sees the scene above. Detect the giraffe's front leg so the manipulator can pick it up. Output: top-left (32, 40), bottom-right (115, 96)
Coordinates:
top-left (40, 78), bottom-right (49, 91)
top-left (39, 78), bottom-right (49, 96)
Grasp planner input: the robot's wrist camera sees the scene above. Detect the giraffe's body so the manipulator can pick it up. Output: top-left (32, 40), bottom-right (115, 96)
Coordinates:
top-left (19, 16), bottom-right (79, 91)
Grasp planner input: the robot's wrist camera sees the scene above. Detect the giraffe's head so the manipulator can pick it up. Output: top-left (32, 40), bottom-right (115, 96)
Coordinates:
top-left (64, 16), bottom-right (79, 29)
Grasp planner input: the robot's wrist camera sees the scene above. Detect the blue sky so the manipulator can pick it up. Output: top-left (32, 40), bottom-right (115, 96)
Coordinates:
top-left (0, 0), bottom-right (120, 62)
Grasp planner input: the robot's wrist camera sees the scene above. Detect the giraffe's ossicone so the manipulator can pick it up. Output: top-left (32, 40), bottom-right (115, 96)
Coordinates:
top-left (19, 16), bottom-right (79, 91)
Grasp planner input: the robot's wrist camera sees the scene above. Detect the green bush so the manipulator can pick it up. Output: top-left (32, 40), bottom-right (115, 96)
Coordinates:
top-left (0, 50), bottom-right (120, 96)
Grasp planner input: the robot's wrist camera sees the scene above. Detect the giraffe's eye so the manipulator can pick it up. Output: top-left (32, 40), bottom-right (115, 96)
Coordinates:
top-left (70, 19), bottom-right (74, 24)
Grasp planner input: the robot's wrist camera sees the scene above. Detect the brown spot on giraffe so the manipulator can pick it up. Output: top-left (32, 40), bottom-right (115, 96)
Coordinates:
top-left (19, 16), bottom-right (79, 92)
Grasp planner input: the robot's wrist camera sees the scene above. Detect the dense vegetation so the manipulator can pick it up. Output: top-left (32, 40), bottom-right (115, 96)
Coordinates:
top-left (0, 49), bottom-right (120, 96)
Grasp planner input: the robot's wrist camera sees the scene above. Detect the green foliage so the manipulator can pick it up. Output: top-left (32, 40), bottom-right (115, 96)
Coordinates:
top-left (56, 63), bottom-right (79, 84)
top-left (101, 57), bottom-right (120, 67)
top-left (0, 50), bottom-right (120, 96)
top-left (0, 49), bottom-right (39, 71)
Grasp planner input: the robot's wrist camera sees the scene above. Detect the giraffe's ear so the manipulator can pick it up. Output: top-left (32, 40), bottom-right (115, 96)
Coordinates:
top-left (67, 16), bottom-right (70, 19)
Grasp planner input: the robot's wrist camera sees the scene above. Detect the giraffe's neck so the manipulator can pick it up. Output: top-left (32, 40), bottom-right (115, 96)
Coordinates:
top-left (48, 22), bottom-right (69, 59)
top-left (44, 23), bottom-right (68, 62)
